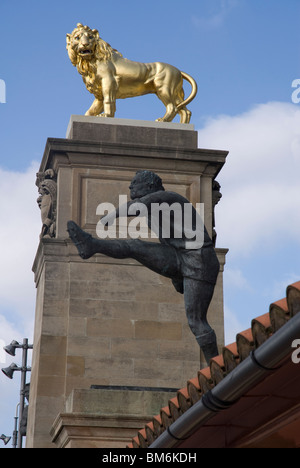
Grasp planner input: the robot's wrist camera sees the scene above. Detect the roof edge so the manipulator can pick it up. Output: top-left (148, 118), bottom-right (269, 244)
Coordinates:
top-left (150, 311), bottom-right (300, 448)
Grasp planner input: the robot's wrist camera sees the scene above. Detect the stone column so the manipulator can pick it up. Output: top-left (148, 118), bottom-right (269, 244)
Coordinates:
top-left (26, 117), bottom-right (228, 448)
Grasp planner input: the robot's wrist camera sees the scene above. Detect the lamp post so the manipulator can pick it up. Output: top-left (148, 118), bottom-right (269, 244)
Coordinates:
top-left (12, 403), bottom-right (20, 449)
top-left (1, 338), bottom-right (33, 448)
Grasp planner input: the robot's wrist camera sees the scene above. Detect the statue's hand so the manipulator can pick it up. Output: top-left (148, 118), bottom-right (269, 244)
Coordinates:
top-left (100, 213), bottom-right (115, 226)
top-left (100, 216), bottom-right (109, 226)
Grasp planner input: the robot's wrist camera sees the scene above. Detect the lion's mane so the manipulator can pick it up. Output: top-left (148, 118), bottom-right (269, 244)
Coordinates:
top-left (67, 24), bottom-right (123, 77)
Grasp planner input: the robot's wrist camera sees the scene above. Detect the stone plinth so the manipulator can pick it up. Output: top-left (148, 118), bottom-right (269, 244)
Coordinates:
top-left (50, 386), bottom-right (177, 448)
top-left (26, 117), bottom-right (228, 448)
top-left (66, 115), bottom-right (198, 148)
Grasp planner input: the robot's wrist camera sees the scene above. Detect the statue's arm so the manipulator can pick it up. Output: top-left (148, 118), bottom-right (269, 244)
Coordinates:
top-left (100, 192), bottom-right (172, 226)
top-left (100, 200), bottom-right (138, 226)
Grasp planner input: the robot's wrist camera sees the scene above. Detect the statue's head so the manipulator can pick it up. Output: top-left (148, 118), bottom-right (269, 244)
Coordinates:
top-left (66, 23), bottom-right (99, 65)
top-left (129, 171), bottom-right (165, 200)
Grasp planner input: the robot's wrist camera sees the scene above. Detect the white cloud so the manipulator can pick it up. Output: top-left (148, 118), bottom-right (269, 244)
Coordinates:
top-left (224, 305), bottom-right (245, 344)
top-left (198, 102), bottom-right (300, 256)
top-left (198, 101), bottom-right (300, 344)
top-left (263, 272), bottom-right (300, 301)
top-left (224, 267), bottom-right (252, 291)
top-left (192, 0), bottom-right (240, 30)
top-left (0, 163), bottom-right (39, 442)
top-left (0, 162), bottom-right (40, 341)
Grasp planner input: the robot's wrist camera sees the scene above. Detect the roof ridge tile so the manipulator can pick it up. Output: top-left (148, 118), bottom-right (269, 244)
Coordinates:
top-left (251, 312), bottom-right (273, 348)
top-left (269, 298), bottom-right (289, 332)
top-left (198, 367), bottom-right (214, 394)
top-left (287, 282), bottom-right (300, 318)
top-left (137, 428), bottom-right (148, 448)
top-left (177, 387), bottom-right (192, 412)
top-left (222, 342), bottom-right (239, 374)
top-left (236, 328), bottom-right (255, 361)
top-left (210, 355), bottom-right (226, 385)
top-left (160, 406), bottom-right (173, 428)
top-left (152, 414), bottom-right (164, 439)
top-left (131, 436), bottom-right (140, 448)
top-left (145, 421), bottom-right (156, 446)
top-left (169, 397), bottom-right (181, 421)
top-left (187, 377), bottom-right (202, 404)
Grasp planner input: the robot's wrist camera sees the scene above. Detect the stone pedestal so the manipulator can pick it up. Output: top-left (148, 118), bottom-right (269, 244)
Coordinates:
top-left (50, 387), bottom-right (177, 448)
top-left (26, 117), bottom-right (228, 448)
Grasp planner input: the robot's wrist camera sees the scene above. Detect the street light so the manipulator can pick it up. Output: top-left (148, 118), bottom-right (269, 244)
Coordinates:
top-left (1, 363), bottom-right (20, 379)
top-left (0, 434), bottom-right (11, 445)
top-left (3, 340), bottom-right (22, 357)
top-left (1, 338), bottom-right (33, 448)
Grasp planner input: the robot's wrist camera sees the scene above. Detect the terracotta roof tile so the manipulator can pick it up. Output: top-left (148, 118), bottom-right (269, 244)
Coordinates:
top-left (198, 367), bottom-right (214, 394)
top-left (131, 436), bottom-right (140, 448)
top-left (269, 298), bottom-right (289, 332)
top-left (177, 387), bottom-right (192, 412)
top-left (236, 328), bottom-right (255, 361)
top-left (128, 280), bottom-right (300, 449)
top-left (145, 422), bottom-right (156, 446)
top-left (187, 377), bottom-right (202, 404)
top-left (169, 397), bottom-right (181, 421)
top-left (287, 281), bottom-right (300, 317)
top-left (210, 355), bottom-right (226, 385)
top-left (223, 342), bottom-right (239, 373)
top-left (251, 313), bottom-right (273, 348)
top-left (160, 406), bottom-right (172, 429)
top-left (137, 428), bottom-right (148, 448)
top-left (152, 415), bottom-right (164, 437)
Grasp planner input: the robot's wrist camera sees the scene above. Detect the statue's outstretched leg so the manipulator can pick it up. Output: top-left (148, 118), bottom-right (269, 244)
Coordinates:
top-left (67, 221), bottom-right (180, 277)
top-left (67, 221), bottom-right (219, 364)
top-left (67, 221), bottom-right (95, 259)
top-left (183, 277), bottom-right (219, 363)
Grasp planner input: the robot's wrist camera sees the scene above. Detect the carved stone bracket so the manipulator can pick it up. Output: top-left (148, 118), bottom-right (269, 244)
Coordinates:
top-left (36, 169), bottom-right (57, 238)
top-left (212, 180), bottom-right (222, 247)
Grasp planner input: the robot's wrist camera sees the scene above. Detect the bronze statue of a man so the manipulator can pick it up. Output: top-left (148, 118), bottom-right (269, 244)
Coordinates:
top-left (67, 170), bottom-right (220, 363)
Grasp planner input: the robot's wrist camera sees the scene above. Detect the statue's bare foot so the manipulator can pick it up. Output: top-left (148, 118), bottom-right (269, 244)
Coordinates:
top-left (67, 221), bottom-right (94, 259)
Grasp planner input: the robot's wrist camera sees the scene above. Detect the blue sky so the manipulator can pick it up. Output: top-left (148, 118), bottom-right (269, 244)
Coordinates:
top-left (1, 0), bottom-right (300, 446)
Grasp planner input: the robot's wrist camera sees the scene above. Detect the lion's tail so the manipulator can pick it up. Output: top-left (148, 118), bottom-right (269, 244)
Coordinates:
top-left (177, 71), bottom-right (198, 111)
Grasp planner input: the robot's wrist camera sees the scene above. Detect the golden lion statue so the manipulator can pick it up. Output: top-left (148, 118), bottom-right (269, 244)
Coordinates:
top-left (66, 24), bottom-right (197, 123)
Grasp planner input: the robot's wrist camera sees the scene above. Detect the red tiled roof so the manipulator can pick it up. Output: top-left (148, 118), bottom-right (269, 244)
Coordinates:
top-left (127, 281), bottom-right (300, 448)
